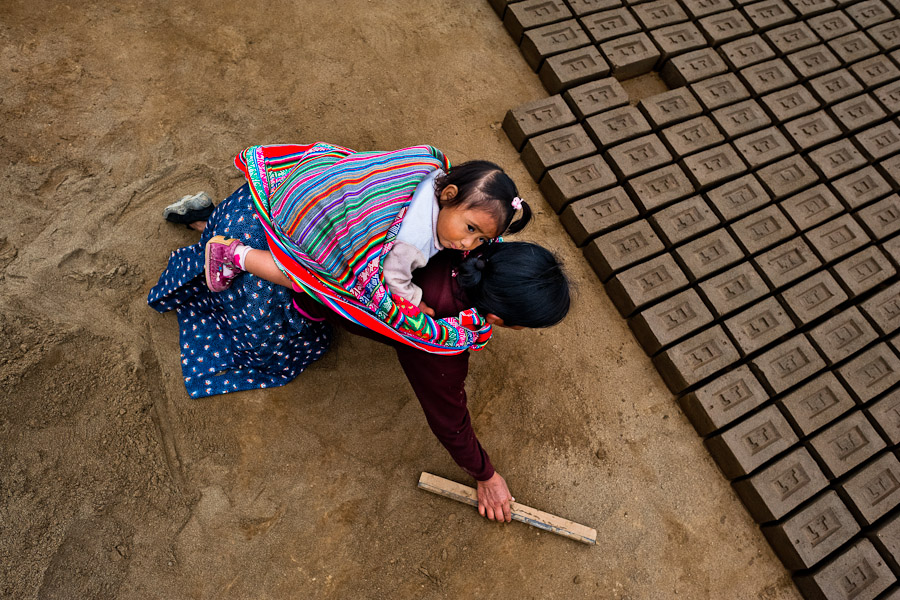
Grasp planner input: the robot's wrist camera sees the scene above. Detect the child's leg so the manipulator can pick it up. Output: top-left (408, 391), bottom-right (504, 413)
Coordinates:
top-left (242, 248), bottom-right (293, 289)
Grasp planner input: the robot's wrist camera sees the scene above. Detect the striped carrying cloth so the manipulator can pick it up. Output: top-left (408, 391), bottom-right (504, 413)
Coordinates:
top-left (234, 142), bottom-right (493, 355)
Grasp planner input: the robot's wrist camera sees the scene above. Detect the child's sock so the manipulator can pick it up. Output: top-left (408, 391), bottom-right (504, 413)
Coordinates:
top-left (232, 244), bottom-right (252, 270)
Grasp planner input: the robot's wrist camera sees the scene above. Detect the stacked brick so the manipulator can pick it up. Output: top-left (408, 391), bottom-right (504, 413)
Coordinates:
top-left (496, 0), bottom-right (900, 596)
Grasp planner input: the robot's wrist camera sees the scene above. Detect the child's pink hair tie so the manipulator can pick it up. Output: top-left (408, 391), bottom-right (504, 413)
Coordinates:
top-left (511, 197), bottom-right (523, 210)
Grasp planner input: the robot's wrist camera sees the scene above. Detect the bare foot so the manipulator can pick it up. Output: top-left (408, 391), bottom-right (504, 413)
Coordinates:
top-left (189, 221), bottom-right (207, 232)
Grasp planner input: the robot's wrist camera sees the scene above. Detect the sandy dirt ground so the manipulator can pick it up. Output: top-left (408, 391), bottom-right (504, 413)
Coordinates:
top-left (1, 1), bottom-right (803, 598)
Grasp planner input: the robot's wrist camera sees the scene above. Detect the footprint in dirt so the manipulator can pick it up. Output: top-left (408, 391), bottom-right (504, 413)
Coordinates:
top-left (57, 247), bottom-right (144, 292)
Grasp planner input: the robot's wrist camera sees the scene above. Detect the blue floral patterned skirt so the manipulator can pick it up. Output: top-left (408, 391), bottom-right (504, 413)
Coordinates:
top-left (148, 184), bottom-right (332, 398)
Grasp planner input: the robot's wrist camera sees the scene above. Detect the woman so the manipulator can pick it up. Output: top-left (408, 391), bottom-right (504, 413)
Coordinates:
top-left (150, 181), bottom-right (570, 522)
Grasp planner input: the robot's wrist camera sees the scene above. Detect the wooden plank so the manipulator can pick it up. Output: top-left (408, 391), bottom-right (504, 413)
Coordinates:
top-left (417, 472), bottom-right (597, 545)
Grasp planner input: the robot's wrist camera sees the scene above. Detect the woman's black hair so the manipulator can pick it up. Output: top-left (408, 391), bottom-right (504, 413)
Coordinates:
top-left (434, 160), bottom-right (532, 236)
top-left (457, 241), bottom-right (570, 328)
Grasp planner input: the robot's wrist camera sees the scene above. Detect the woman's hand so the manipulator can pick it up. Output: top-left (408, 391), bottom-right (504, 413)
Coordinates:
top-left (418, 301), bottom-right (435, 317)
top-left (476, 472), bottom-right (513, 522)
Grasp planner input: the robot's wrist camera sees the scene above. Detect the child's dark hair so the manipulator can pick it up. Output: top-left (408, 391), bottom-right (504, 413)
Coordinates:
top-left (434, 160), bottom-right (532, 236)
top-left (457, 242), bottom-right (569, 328)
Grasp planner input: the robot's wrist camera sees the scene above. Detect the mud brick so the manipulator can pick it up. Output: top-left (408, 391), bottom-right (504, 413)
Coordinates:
top-left (762, 491), bottom-right (860, 570)
top-left (521, 19), bottom-right (592, 71)
top-left (583, 220), bottom-right (665, 280)
top-left (754, 333), bottom-right (826, 392)
top-left (581, 7), bottom-right (641, 44)
top-left (585, 105), bottom-right (652, 148)
top-left (707, 172), bottom-right (771, 220)
top-left (626, 163), bottom-right (695, 211)
top-left (652, 196), bottom-right (720, 244)
top-left (676, 227), bottom-right (744, 279)
top-left (841, 452), bottom-right (900, 526)
top-left (809, 139), bottom-right (867, 180)
top-left (567, 0), bottom-right (623, 15)
top-left (712, 98), bottom-right (773, 139)
top-left (682, 0), bottom-right (735, 17)
top-left (732, 205), bottom-right (797, 254)
top-left (837, 343), bottom-right (900, 403)
top-left (733, 126), bottom-right (795, 168)
top-left (781, 185), bottom-right (844, 231)
top-left (600, 32), bottom-right (662, 80)
top-left (539, 46), bottom-right (612, 94)
top-left (757, 155), bottom-right (819, 199)
top-left (794, 539), bottom-right (896, 600)
top-left (847, 0), bottom-right (894, 28)
top-left (787, 44), bottom-right (843, 79)
top-left (809, 70), bottom-right (864, 106)
top-left (539, 154), bottom-right (618, 212)
top-left (786, 0), bottom-right (836, 16)
top-left (651, 22), bottom-right (707, 64)
top-left (830, 240), bottom-right (890, 291)
top-left (705, 404), bottom-right (799, 478)
top-left (743, 0), bottom-right (797, 30)
top-left (735, 446), bottom-right (829, 522)
top-left (782, 270), bottom-right (848, 323)
top-left (662, 116), bottom-right (726, 157)
top-left (828, 31), bottom-right (879, 66)
top-left (726, 296), bottom-right (796, 354)
top-left (741, 58), bottom-right (799, 95)
top-left (561, 187), bottom-right (641, 245)
top-left (869, 20), bottom-right (900, 52)
top-left (807, 214), bottom-right (870, 262)
top-left (856, 123), bottom-right (900, 161)
top-left (862, 281), bottom-right (900, 335)
top-left (868, 389), bottom-right (900, 443)
top-left (783, 110), bottom-right (841, 150)
top-left (563, 77), bottom-right (630, 119)
top-left (700, 260), bottom-right (770, 315)
top-left (766, 22), bottom-right (821, 55)
top-left (520, 124), bottom-right (597, 182)
top-left (490, 0), bottom-right (514, 17)
top-left (503, 95), bottom-right (578, 152)
top-left (830, 95), bottom-right (887, 133)
top-left (606, 133), bottom-right (672, 178)
top-left (505, 0), bottom-right (573, 44)
top-left (780, 371), bottom-right (855, 435)
top-left (808, 11), bottom-right (858, 42)
top-left (860, 195), bottom-right (900, 239)
top-left (884, 234), bottom-right (900, 265)
top-left (810, 306), bottom-right (879, 364)
top-left (692, 73), bottom-right (752, 110)
top-left (884, 154), bottom-right (900, 189)
top-left (682, 144), bottom-right (748, 190)
top-left (604, 253), bottom-right (690, 315)
top-left (850, 55), bottom-right (900, 88)
top-left (631, 0), bottom-right (689, 27)
top-left (869, 512), bottom-right (900, 579)
top-left (809, 410), bottom-right (886, 478)
top-left (761, 84), bottom-right (820, 120)
top-left (832, 167), bottom-right (892, 209)
top-left (679, 365), bottom-right (769, 434)
top-left (629, 288), bottom-right (715, 354)
top-left (638, 88), bottom-right (704, 129)
top-left (649, 327), bottom-right (736, 395)
top-left (660, 47), bottom-right (729, 88)
top-left (699, 9), bottom-right (754, 45)
top-left (722, 35), bottom-right (778, 69)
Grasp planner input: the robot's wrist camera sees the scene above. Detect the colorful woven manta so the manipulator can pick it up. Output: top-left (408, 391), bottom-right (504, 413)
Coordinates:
top-left (234, 142), bottom-right (493, 355)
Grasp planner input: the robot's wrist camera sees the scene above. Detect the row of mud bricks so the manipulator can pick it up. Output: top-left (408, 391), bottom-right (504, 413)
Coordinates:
top-left (494, 0), bottom-right (900, 597)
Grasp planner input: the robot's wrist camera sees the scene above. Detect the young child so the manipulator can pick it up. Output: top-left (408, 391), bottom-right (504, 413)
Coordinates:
top-left (205, 159), bottom-right (532, 317)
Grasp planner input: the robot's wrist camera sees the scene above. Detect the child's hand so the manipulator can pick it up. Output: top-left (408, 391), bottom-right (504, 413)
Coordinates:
top-left (418, 301), bottom-right (435, 317)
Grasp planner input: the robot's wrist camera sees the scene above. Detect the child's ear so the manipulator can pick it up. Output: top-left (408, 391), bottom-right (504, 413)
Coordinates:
top-left (439, 184), bottom-right (458, 204)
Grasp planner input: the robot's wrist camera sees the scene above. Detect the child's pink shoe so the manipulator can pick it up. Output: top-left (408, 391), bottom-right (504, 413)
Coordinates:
top-left (205, 236), bottom-right (243, 292)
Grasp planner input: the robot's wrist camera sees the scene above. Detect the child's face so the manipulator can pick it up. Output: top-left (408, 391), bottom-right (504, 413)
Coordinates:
top-left (435, 203), bottom-right (499, 252)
